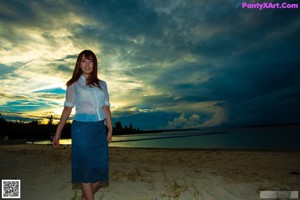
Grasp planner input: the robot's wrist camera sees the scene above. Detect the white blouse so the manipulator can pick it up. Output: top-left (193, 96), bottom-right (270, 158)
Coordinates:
top-left (64, 75), bottom-right (110, 122)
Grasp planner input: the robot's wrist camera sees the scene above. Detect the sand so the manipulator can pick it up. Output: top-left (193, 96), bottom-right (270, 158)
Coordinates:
top-left (0, 144), bottom-right (300, 200)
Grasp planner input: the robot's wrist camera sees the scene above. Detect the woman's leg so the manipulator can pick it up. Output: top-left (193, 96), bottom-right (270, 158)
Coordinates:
top-left (81, 183), bottom-right (94, 200)
top-left (92, 181), bottom-right (101, 193)
top-left (81, 181), bottom-right (101, 200)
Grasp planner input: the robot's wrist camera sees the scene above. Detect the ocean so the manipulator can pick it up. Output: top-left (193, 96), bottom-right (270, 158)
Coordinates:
top-left (33, 125), bottom-right (300, 150)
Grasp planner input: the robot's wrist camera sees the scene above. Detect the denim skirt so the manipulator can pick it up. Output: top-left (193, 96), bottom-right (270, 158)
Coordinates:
top-left (71, 120), bottom-right (108, 183)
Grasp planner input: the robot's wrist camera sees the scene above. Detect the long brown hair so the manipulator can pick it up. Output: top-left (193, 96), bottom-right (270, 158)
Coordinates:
top-left (66, 50), bottom-right (100, 88)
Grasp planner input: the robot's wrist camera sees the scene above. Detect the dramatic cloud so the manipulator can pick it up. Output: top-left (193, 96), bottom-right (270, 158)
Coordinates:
top-left (0, 0), bottom-right (299, 129)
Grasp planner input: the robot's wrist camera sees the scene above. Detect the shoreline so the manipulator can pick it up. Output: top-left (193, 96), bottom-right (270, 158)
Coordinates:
top-left (3, 141), bottom-right (300, 152)
top-left (3, 142), bottom-right (300, 151)
top-left (1, 144), bottom-right (300, 199)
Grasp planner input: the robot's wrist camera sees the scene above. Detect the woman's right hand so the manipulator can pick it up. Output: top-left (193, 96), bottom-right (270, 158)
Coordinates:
top-left (52, 132), bottom-right (61, 148)
top-left (52, 106), bottom-right (72, 149)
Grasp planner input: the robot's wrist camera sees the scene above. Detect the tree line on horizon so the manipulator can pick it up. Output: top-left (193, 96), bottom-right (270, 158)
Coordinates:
top-left (0, 114), bottom-right (142, 141)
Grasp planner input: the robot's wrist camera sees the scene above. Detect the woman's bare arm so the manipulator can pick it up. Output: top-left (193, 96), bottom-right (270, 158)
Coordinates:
top-left (103, 106), bottom-right (112, 143)
top-left (52, 107), bottom-right (72, 148)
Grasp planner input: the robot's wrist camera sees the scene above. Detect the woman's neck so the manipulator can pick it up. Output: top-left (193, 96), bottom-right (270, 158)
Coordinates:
top-left (82, 73), bottom-right (90, 80)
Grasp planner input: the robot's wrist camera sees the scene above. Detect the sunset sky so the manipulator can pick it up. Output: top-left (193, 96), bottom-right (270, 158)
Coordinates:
top-left (0, 0), bottom-right (299, 130)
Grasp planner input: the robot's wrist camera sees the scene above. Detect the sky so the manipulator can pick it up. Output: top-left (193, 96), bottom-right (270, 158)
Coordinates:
top-left (0, 0), bottom-right (300, 130)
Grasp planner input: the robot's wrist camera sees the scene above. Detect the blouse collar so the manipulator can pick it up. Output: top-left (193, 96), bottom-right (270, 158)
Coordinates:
top-left (79, 75), bottom-right (87, 84)
top-left (80, 74), bottom-right (86, 80)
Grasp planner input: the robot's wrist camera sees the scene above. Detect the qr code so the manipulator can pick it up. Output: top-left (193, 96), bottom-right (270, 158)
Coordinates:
top-left (1, 179), bottom-right (21, 199)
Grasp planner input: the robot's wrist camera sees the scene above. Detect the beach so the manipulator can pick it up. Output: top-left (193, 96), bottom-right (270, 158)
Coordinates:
top-left (0, 144), bottom-right (300, 200)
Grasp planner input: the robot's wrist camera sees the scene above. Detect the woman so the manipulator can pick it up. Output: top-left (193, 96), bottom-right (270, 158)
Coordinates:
top-left (52, 50), bottom-right (112, 200)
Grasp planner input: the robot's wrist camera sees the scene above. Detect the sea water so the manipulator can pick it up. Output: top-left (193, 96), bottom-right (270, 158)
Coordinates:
top-left (33, 125), bottom-right (300, 150)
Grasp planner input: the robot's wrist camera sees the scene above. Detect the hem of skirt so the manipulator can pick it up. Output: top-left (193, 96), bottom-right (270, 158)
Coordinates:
top-left (72, 179), bottom-right (109, 184)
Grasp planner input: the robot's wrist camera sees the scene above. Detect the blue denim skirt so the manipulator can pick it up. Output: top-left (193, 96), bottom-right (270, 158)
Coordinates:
top-left (71, 120), bottom-right (108, 183)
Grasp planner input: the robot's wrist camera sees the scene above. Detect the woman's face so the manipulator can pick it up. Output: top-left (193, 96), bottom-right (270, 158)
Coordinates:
top-left (80, 55), bottom-right (94, 76)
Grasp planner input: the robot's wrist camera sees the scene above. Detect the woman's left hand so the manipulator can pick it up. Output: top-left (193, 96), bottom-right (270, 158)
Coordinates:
top-left (107, 130), bottom-right (112, 144)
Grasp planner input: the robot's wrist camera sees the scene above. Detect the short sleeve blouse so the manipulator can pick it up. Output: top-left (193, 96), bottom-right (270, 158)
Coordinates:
top-left (64, 75), bottom-right (110, 122)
